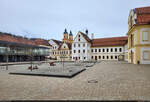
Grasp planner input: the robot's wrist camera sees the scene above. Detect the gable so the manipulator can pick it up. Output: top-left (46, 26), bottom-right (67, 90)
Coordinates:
top-left (74, 32), bottom-right (90, 43)
top-left (60, 43), bottom-right (69, 49)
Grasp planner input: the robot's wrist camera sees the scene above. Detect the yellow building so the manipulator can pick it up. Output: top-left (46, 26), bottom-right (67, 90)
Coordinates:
top-left (62, 29), bottom-right (73, 43)
top-left (127, 6), bottom-right (150, 64)
top-left (49, 29), bottom-right (73, 61)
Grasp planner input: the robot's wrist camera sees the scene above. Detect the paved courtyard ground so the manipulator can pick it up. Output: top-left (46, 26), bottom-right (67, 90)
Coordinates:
top-left (0, 61), bottom-right (150, 100)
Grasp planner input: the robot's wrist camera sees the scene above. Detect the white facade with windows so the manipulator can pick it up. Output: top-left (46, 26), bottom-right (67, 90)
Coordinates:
top-left (72, 32), bottom-right (91, 61)
top-left (49, 39), bottom-right (61, 59)
top-left (72, 31), bottom-right (128, 61)
top-left (90, 46), bottom-right (125, 61)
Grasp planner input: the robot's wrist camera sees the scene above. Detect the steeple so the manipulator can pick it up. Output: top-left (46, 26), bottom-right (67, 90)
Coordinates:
top-left (64, 28), bottom-right (68, 34)
top-left (63, 28), bottom-right (69, 43)
top-left (69, 31), bottom-right (73, 35)
top-left (69, 30), bottom-right (73, 43)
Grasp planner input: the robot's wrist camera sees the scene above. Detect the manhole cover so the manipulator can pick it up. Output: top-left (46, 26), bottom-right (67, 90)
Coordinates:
top-left (88, 80), bottom-right (98, 83)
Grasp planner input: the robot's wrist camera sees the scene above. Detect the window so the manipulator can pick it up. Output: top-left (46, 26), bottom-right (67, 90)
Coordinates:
top-left (78, 38), bottom-right (80, 41)
top-left (91, 49), bottom-right (93, 53)
top-left (115, 56), bottom-right (117, 59)
top-left (107, 56), bottom-right (109, 59)
top-left (111, 48), bottom-right (113, 52)
top-left (115, 48), bottom-right (117, 52)
top-left (143, 31), bottom-right (149, 41)
top-left (64, 46), bottom-right (66, 48)
top-left (79, 57), bottom-right (80, 59)
top-left (107, 48), bottom-right (109, 52)
top-left (103, 49), bottom-right (105, 52)
top-left (131, 34), bottom-right (134, 47)
top-left (95, 49), bottom-right (97, 53)
top-left (83, 43), bottom-right (85, 47)
top-left (74, 50), bottom-right (76, 53)
top-left (119, 48), bottom-right (122, 52)
top-left (78, 44), bottom-right (80, 47)
top-left (83, 50), bottom-right (85, 53)
top-left (78, 50), bottom-right (80, 53)
top-left (95, 56), bottom-right (97, 60)
top-left (111, 56), bottom-right (113, 59)
top-left (91, 56), bottom-right (93, 59)
top-left (99, 56), bottom-right (101, 59)
top-left (103, 56), bottom-right (105, 59)
top-left (74, 44), bottom-right (76, 47)
top-left (99, 49), bottom-right (101, 52)
top-left (143, 51), bottom-right (149, 60)
top-left (84, 57), bottom-right (86, 59)
top-left (79, 35), bottom-right (80, 37)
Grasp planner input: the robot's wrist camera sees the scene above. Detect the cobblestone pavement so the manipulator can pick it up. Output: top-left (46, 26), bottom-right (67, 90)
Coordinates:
top-left (0, 61), bottom-right (150, 100)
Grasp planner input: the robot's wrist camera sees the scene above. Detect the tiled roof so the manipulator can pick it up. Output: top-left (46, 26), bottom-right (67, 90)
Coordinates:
top-left (135, 6), bottom-right (150, 15)
top-left (91, 36), bottom-right (128, 47)
top-left (0, 32), bottom-right (36, 46)
top-left (34, 38), bottom-right (52, 46)
top-left (135, 6), bottom-right (150, 25)
top-left (80, 32), bottom-right (91, 42)
top-left (52, 39), bottom-right (62, 45)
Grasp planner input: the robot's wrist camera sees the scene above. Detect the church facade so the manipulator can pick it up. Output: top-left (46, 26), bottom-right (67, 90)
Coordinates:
top-left (49, 29), bottom-right (73, 61)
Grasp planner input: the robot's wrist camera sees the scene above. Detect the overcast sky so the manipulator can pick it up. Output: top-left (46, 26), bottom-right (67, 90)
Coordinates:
top-left (0, 0), bottom-right (149, 40)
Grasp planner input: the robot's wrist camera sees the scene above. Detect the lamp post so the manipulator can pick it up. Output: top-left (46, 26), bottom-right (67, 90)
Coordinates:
top-left (6, 46), bottom-right (9, 70)
top-left (29, 48), bottom-right (33, 71)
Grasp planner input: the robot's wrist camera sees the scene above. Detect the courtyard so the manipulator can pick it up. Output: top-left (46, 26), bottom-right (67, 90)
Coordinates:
top-left (0, 61), bottom-right (150, 100)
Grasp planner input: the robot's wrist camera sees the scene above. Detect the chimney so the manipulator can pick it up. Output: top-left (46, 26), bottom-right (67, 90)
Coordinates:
top-left (91, 33), bottom-right (94, 39)
top-left (85, 29), bottom-right (88, 36)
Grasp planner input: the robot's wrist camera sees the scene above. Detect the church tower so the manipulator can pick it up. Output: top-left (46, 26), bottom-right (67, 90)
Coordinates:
top-left (69, 30), bottom-right (73, 43)
top-left (63, 29), bottom-right (69, 43)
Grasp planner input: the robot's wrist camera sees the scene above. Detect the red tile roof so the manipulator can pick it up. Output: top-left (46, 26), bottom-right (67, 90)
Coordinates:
top-left (52, 39), bottom-right (62, 45)
top-left (34, 38), bottom-right (52, 46)
top-left (135, 6), bottom-right (150, 15)
top-left (135, 6), bottom-right (150, 25)
top-left (80, 32), bottom-right (91, 42)
top-left (91, 36), bottom-right (128, 47)
top-left (0, 33), bottom-right (36, 46)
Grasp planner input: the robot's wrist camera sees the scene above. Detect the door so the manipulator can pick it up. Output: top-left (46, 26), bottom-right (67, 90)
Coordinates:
top-left (95, 56), bottom-right (97, 60)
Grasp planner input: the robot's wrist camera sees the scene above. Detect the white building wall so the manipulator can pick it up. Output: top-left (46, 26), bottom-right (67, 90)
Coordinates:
top-left (49, 40), bottom-right (59, 58)
top-left (90, 46), bottom-right (125, 61)
top-left (72, 32), bottom-right (91, 61)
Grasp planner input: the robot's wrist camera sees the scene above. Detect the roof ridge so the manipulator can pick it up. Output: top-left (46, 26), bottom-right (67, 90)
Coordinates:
top-left (135, 6), bottom-right (150, 9)
top-left (93, 36), bottom-right (127, 40)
